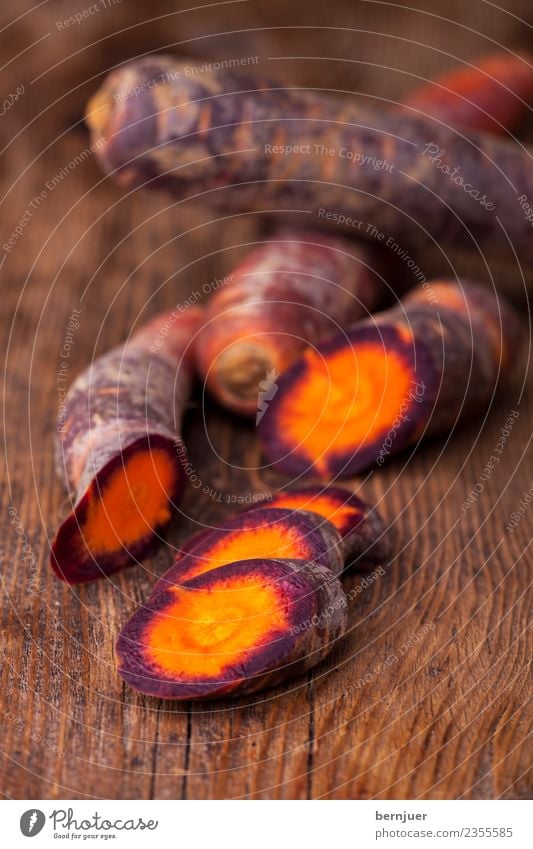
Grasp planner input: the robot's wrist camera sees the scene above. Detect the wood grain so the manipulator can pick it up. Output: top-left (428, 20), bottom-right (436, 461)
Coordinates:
top-left (0, 0), bottom-right (531, 800)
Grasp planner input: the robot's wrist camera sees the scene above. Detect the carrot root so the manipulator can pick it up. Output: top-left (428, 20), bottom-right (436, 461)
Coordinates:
top-left (86, 56), bottom-right (533, 264)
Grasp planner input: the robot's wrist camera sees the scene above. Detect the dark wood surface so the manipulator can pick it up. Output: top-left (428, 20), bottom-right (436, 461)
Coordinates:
top-left (1, 0), bottom-right (531, 799)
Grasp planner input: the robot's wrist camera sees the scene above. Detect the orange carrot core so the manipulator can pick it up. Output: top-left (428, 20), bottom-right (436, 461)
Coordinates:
top-left (269, 493), bottom-right (361, 533)
top-left (180, 522), bottom-right (316, 581)
top-left (146, 576), bottom-right (288, 677)
top-left (279, 342), bottom-right (414, 472)
top-left (83, 448), bottom-right (176, 554)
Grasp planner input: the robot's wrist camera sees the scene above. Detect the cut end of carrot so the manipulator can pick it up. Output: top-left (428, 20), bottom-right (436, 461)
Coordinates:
top-left (214, 342), bottom-right (275, 410)
top-left (116, 557), bottom-right (347, 699)
top-left (151, 506), bottom-right (343, 596)
top-left (146, 574), bottom-right (287, 678)
top-left (84, 447), bottom-right (175, 553)
top-left (263, 488), bottom-right (364, 536)
top-left (51, 437), bottom-right (183, 584)
top-left (280, 342), bottom-right (413, 459)
top-left (245, 485), bottom-right (393, 572)
top-left (259, 324), bottom-right (434, 477)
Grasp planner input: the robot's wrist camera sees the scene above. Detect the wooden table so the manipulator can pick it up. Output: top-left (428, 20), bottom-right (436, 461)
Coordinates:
top-left (1, 0), bottom-right (531, 799)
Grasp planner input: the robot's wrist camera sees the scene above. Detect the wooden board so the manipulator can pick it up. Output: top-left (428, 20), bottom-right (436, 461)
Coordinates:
top-left (0, 0), bottom-right (531, 799)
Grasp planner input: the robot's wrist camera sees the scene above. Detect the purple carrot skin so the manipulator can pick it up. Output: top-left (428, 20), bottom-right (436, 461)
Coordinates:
top-left (258, 280), bottom-right (521, 478)
top-left (86, 55), bottom-right (533, 264)
top-left (195, 230), bottom-right (386, 417)
top-left (51, 308), bottom-right (203, 584)
top-left (151, 506), bottom-right (344, 597)
top-left (187, 55), bottom-right (528, 418)
top-left (131, 56), bottom-right (526, 421)
top-left (116, 557), bottom-right (347, 700)
top-left (243, 485), bottom-right (392, 571)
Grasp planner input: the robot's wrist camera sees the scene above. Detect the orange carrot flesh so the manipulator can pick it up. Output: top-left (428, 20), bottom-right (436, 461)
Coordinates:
top-left (275, 341), bottom-right (414, 476)
top-left (82, 448), bottom-right (176, 555)
top-left (183, 524), bottom-right (316, 579)
top-left (145, 575), bottom-right (289, 679)
top-left (116, 558), bottom-right (347, 699)
top-left (151, 507), bottom-right (344, 596)
top-left (259, 281), bottom-right (521, 478)
top-left (51, 308), bottom-right (203, 583)
top-left (244, 485), bottom-right (393, 571)
top-left (266, 491), bottom-right (363, 536)
top-left (196, 231), bottom-right (385, 417)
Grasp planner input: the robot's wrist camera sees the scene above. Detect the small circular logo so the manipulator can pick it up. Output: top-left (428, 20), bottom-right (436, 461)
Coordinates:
top-left (20, 810), bottom-right (46, 837)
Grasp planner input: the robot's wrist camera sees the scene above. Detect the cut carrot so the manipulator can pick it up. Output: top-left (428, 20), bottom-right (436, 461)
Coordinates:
top-left (51, 308), bottom-right (203, 583)
top-left (151, 506), bottom-right (344, 596)
top-left (116, 557), bottom-right (347, 699)
top-left (258, 281), bottom-right (521, 477)
top-left (246, 485), bottom-right (392, 570)
top-left (195, 231), bottom-right (386, 416)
